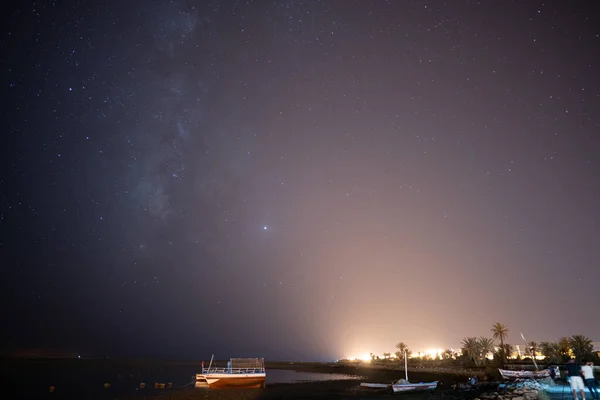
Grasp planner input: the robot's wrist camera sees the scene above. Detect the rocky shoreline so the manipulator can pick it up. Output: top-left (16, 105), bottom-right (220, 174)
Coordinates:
top-left (474, 379), bottom-right (552, 400)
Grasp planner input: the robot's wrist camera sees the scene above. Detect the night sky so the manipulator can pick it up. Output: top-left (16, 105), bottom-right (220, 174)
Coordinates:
top-left (1, 0), bottom-right (599, 362)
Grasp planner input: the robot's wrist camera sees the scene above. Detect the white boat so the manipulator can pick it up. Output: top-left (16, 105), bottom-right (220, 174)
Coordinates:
top-left (391, 351), bottom-right (438, 393)
top-left (392, 379), bottom-right (439, 392)
top-left (498, 368), bottom-right (550, 380)
top-left (360, 382), bottom-right (391, 389)
top-left (196, 356), bottom-right (266, 388)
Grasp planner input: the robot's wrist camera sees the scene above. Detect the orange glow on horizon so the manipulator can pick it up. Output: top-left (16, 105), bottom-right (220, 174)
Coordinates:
top-left (345, 353), bottom-right (372, 362)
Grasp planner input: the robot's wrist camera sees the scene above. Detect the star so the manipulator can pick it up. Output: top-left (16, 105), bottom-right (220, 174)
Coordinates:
top-left (2, 0), bottom-right (598, 363)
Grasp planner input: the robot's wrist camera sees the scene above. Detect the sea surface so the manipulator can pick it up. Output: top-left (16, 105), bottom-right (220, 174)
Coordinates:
top-left (267, 369), bottom-right (363, 383)
top-left (5, 360), bottom-right (363, 399)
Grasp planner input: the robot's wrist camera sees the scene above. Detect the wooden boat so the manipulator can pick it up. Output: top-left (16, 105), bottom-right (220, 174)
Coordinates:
top-left (196, 356), bottom-right (266, 388)
top-left (498, 369), bottom-right (550, 380)
top-left (391, 351), bottom-right (438, 393)
top-left (195, 373), bottom-right (208, 387)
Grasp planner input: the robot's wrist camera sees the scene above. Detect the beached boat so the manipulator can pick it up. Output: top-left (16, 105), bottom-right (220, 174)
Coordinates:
top-left (360, 382), bottom-right (391, 389)
top-left (196, 356), bottom-right (266, 388)
top-left (498, 369), bottom-right (550, 380)
top-left (391, 351), bottom-right (438, 393)
top-left (392, 379), bottom-right (439, 392)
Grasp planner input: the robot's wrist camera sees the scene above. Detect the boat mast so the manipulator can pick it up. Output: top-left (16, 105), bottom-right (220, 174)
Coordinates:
top-left (404, 351), bottom-right (408, 381)
top-left (520, 333), bottom-right (538, 370)
top-left (208, 354), bottom-right (214, 371)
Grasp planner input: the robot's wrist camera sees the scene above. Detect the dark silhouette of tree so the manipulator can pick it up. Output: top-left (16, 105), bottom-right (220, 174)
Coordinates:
top-left (494, 343), bottom-right (514, 362)
top-left (462, 337), bottom-right (482, 366)
top-left (478, 337), bottom-right (495, 365)
top-left (540, 341), bottom-right (560, 363)
top-left (492, 322), bottom-right (509, 365)
top-left (569, 335), bottom-right (594, 361)
top-left (442, 349), bottom-right (454, 360)
top-left (528, 341), bottom-right (539, 359)
top-left (395, 342), bottom-right (411, 360)
top-left (557, 337), bottom-right (571, 361)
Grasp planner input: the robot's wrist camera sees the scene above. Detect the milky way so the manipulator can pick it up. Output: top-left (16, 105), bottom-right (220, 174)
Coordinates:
top-left (1, 0), bottom-right (599, 360)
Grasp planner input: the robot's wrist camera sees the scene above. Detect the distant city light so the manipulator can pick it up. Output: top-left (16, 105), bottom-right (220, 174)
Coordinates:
top-left (346, 353), bottom-right (372, 362)
top-left (422, 348), bottom-right (444, 359)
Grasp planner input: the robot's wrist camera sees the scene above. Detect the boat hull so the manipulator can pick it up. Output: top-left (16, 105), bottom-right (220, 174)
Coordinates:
top-left (392, 382), bottom-right (438, 393)
top-left (498, 369), bottom-right (550, 380)
top-left (360, 382), bottom-right (391, 389)
top-left (200, 373), bottom-right (266, 389)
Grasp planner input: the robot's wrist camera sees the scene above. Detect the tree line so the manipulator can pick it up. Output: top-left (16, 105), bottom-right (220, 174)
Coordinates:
top-left (461, 322), bottom-right (596, 366)
top-left (365, 322), bottom-right (597, 367)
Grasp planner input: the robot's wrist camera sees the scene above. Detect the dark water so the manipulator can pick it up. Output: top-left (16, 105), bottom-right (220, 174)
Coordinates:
top-left (3, 360), bottom-right (362, 399)
top-left (4, 360), bottom-right (198, 399)
top-left (267, 369), bottom-right (362, 383)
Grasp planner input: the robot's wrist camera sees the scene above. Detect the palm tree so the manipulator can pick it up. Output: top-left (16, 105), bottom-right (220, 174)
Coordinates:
top-left (394, 351), bottom-right (402, 362)
top-left (396, 342), bottom-right (407, 354)
top-left (540, 341), bottom-right (559, 363)
top-left (383, 352), bottom-right (391, 360)
top-left (568, 335), bottom-right (594, 361)
top-left (478, 337), bottom-right (495, 364)
top-left (462, 337), bottom-right (482, 366)
top-left (395, 342), bottom-right (411, 360)
top-left (442, 349), bottom-right (454, 360)
top-left (557, 337), bottom-right (571, 361)
top-left (528, 341), bottom-right (539, 359)
top-left (500, 343), bottom-right (514, 360)
top-left (492, 322), bottom-right (509, 364)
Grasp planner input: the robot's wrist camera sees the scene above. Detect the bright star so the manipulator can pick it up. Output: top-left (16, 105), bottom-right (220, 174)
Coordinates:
top-left (263, 226), bottom-right (267, 230)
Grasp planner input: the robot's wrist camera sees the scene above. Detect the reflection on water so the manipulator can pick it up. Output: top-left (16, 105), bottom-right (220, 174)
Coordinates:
top-left (267, 369), bottom-right (362, 383)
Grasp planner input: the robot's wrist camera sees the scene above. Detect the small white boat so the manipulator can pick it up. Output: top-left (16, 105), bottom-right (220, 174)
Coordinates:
top-left (391, 351), bottom-right (438, 393)
top-left (392, 379), bottom-right (439, 392)
top-left (360, 382), bottom-right (391, 389)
